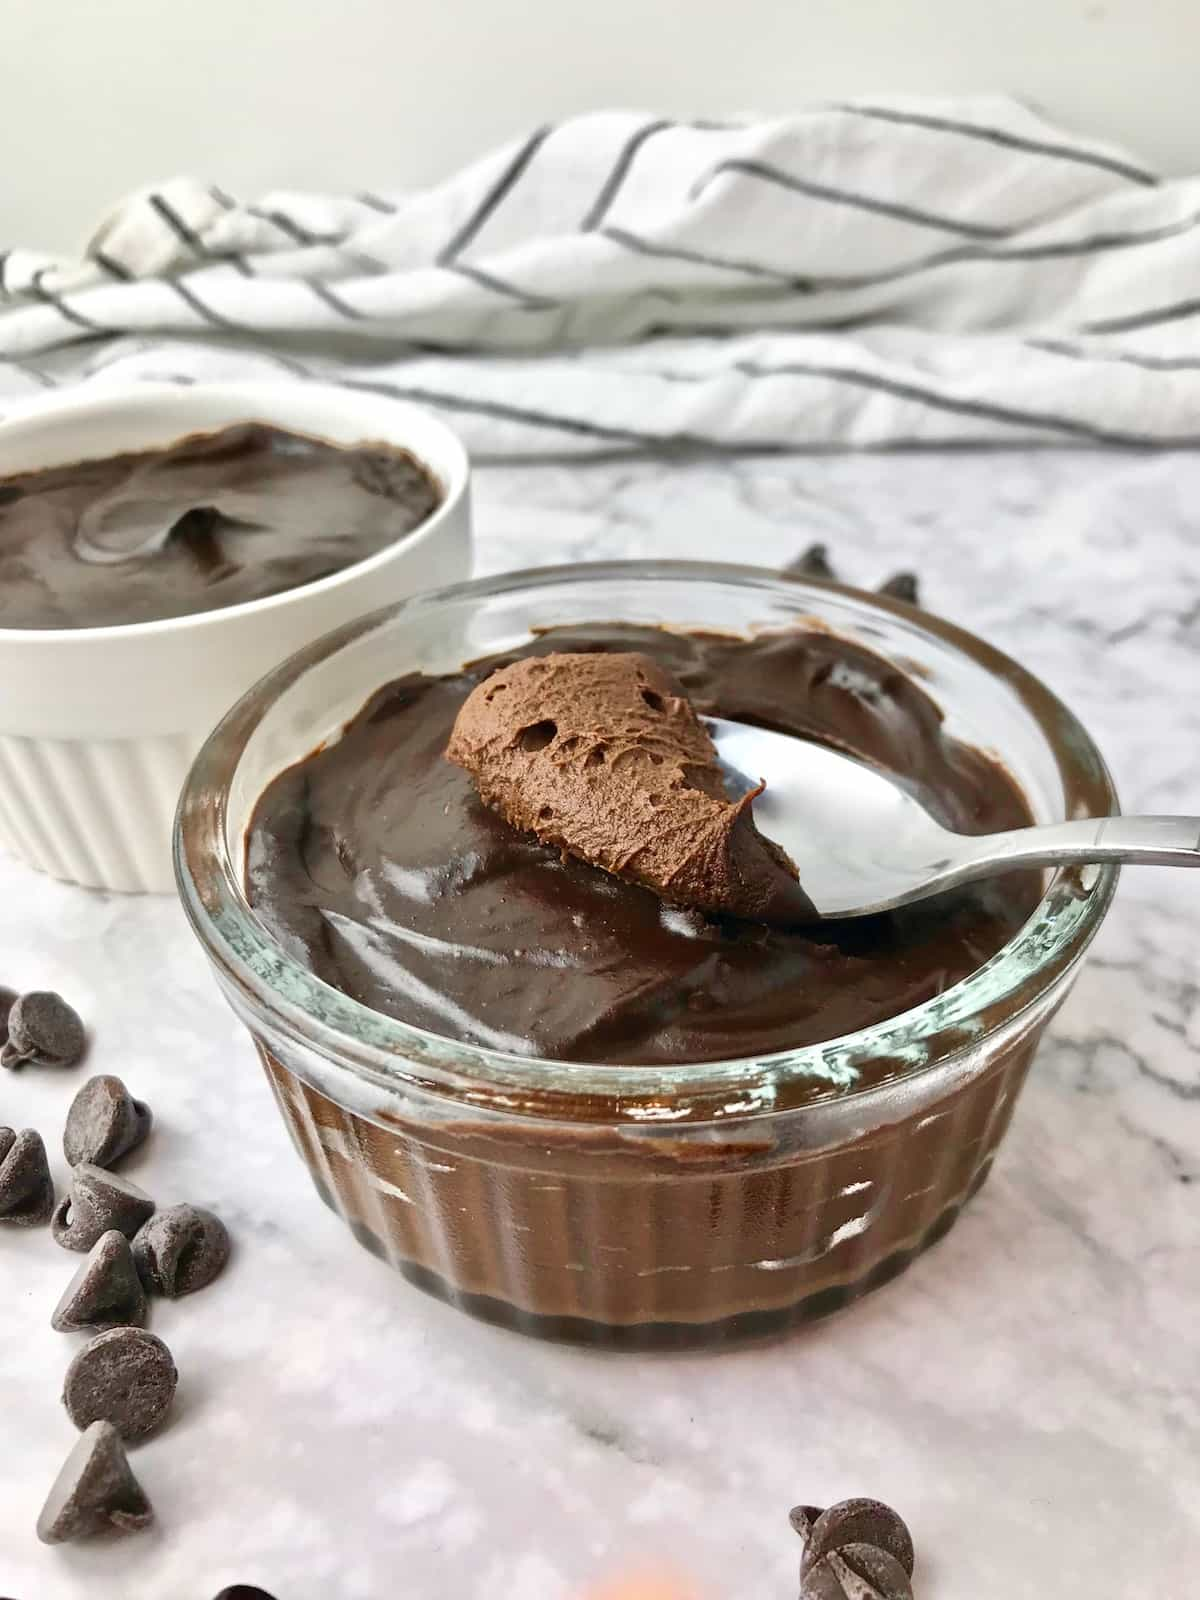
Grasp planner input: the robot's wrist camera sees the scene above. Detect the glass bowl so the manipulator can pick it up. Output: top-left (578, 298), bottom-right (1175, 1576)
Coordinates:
top-left (175, 562), bottom-right (1118, 1348)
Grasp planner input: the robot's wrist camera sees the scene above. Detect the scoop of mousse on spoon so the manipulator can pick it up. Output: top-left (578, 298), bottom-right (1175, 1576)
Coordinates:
top-left (447, 650), bottom-right (1200, 924)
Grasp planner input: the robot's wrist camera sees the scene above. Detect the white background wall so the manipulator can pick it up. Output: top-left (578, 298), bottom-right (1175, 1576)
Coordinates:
top-left (5, 0), bottom-right (1193, 252)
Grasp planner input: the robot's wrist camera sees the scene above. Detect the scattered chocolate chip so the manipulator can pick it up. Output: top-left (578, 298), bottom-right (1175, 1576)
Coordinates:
top-left (213, 1589), bottom-right (280, 1600)
top-left (800, 1546), bottom-right (914, 1600)
top-left (1, 990), bottom-right (86, 1069)
top-left (132, 1203), bottom-right (230, 1298)
top-left (63, 1075), bottom-right (153, 1169)
top-left (0, 1127), bottom-right (55, 1225)
top-left (803, 1500), bottom-right (915, 1580)
top-left (52, 1230), bottom-right (148, 1333)
top-left (37, 1420), bottom-right (153, 1545)
top-left (786, 542), bottom-right (837, 580)
top-left (52, 1164), bottom-right (155, 1252)
top-left (877, 572), bottom-right (921, 606)
top-left (62, 1326), bottom-right (177, 1440)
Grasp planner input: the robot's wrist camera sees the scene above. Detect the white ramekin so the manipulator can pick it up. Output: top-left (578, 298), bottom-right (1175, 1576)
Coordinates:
top-left (0, 381), bottom-right (472, 894)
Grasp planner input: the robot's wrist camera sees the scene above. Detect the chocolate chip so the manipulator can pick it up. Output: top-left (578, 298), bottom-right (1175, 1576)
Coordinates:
top-left (62, 1326), bottom-right (177, 1440)
top-left (63, 1075), bottom-right (152, 1169)
top-left (803, 1500), bottom-right (915, 1579)
top-left (133, 1204), bottom-right (230, 1297)
top-left (786, 542), bottom-right (837, 580)
top-left (52, 1164), bottom-right (155, 1252)
top-left (52, 1230), bottom-right (148, 1333)
top-left (0, 1127), bottom-right (55, 1225)
top-left (2, 990), bottom-right (86, 1069)
top-left (800, 1547), bottom-right (914, 1600)
top-left (213, 1589), bottom-right (280, 1600)
top-left (0, 986), bottom-right (15, 1047)
top-left (878, 572), bottom-right (920, 606)
top-left (36, 1420), bottom-right (153, 1544)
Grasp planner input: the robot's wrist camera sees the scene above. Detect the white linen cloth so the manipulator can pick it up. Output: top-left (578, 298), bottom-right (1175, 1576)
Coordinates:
top-left (3, 98), bottom-right (1200, 456)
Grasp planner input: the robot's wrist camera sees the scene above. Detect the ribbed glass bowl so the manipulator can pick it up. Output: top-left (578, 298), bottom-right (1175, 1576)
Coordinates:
top-left (175, 563), bottom-right (1118, 1347)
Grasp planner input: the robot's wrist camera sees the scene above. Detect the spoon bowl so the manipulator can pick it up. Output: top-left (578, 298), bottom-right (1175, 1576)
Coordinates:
top-left (704, 716), bottom-right (1200, 920)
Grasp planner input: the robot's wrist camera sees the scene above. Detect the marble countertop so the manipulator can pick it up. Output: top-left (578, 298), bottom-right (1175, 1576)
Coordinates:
top-left (2, 448), bottom-right (1198, 1600)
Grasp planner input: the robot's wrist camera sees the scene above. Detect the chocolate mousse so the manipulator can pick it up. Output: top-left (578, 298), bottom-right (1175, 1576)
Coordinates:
top-left (446, 651), bottom-right (812, 924)
top-left (0, 423), bottom-right (441, 628)
top-left (246, 623), bottom-right (1039, 1071)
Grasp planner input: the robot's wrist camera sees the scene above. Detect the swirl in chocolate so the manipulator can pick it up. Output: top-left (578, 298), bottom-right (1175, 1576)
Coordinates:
top-left (0, 423), bottom-right (441, 629)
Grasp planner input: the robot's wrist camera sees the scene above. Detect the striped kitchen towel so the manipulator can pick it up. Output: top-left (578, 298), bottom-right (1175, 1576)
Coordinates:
top-left (2, 98), bottom-right (1200, 456)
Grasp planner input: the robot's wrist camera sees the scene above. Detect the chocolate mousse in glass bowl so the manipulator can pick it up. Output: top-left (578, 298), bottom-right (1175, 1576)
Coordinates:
top-left (175, 563), bottom-right (1118, 1348)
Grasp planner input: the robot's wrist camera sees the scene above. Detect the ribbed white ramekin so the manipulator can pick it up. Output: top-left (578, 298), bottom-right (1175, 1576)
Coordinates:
top-left (0, 382), bottom-right (471, 893)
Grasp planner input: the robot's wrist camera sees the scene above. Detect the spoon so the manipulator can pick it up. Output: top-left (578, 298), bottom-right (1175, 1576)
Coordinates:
top-left (704, 716), bottom-right (1200, 920)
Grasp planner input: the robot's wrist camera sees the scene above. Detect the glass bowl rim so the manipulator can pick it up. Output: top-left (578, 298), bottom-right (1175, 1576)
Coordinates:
top-left (174, 559), bottom-right (1119, 1126)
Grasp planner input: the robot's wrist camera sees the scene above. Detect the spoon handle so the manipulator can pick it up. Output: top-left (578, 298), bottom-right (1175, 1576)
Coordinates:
top-left (960, 815), bottom-right (1200, 873)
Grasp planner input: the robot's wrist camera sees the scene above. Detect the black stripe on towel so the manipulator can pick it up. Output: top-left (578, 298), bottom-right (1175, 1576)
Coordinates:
top-left (585, 115), bottom-right (886, 234)
top-left (811, 210), bottom-right (1200, 287)
top-left (444, 260), bottom-right (560, 309)
top-left (1030, 337), bottom-right (1200, 372)
top-left (304, 277), bottom-right (368, 320)
top-left (149, 192), bottom-right (211, 256)
top-left (343, 379), bottom-right (662, 444)
top-left (837, 104), bottom-right (1158, 188)
top-left (0, 356), bottom-right (57, 388)
top-left (1081, 297), bottom-right (1200, 335)
top-left (581, 119), bottom-right (675, 230)
top-left (356, 191), bottom-right (397, 213)
top-left (338, 248), bottom-right (389, 275)
top-left (690, 158), bottom-right (1014, 239)
top-left (438, 124), bottom-right (555, 262)
top-left (986, 209), bottom-right (1200, 262)
top-left (811, 208), bottom-right (1200, 283)
top-left (636, 356), bottom-right (1197, 446)
top-left (260, 361), bottom-right (1191, 452)
top-left (167, 277), bottom-right (246, 332)
top-left (91, 250), bottom-right (133, 281)
top-left (606, 209), bottom-right (1200, 295)
top-left (246, 205), bottom-right (343, 247)
top-left (265, 351), bottom-right (313, 378)
top-left (602, 224), bottom-right (808, 285)
top-left (149, 192), bottom-right (253, 277)
top-left (28, 270), bottom-right (107, 332)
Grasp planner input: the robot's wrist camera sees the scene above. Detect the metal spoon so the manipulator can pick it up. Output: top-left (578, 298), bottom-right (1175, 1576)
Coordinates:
top-left (704, 716), bottom-right (1200, 920)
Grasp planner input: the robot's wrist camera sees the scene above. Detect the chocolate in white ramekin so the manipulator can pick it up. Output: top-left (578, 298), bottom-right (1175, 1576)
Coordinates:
top-left (0, 382), bottom-right (471, 891)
